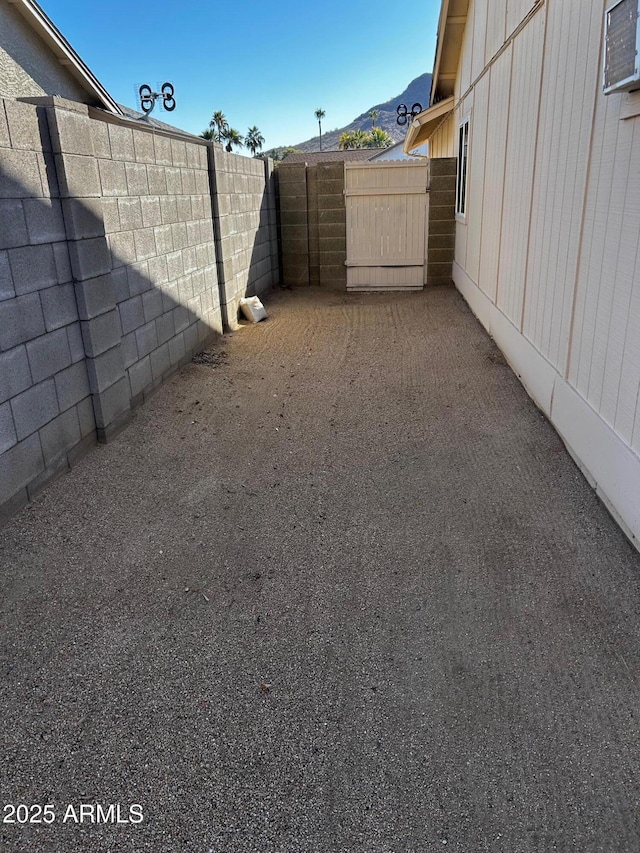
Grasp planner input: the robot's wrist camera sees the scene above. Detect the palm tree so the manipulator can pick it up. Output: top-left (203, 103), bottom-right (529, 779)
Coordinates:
top-left (200, 128), bottom-right (215, 140)
top-left (314, 108), bottom-right (325, 151)
top-left (369, 109), bottom-right (379, 128)
top-left (209, 110), bottom-right (228, 143)
top-left (245, 126), bottom-right (265, 157)
top-left (221, 126), bottom-right (244, 152)
top-left (367, 127), bottom-right (393, 148)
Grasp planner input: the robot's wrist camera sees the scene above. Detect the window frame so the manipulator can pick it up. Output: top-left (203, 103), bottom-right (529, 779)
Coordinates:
top-left (455, 115), bottom-right (470, 221)
top-left (603, 0), bottom-right (640, 95)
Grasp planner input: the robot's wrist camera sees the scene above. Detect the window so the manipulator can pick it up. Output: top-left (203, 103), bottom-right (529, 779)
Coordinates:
top-left (603, 0), bottom-right (640, 94)
top-left (456, 117), bottom-right (469, 218)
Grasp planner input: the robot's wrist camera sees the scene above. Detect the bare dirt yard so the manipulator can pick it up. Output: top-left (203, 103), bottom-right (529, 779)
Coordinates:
top-left (2, 285), bottom-right (640, 852)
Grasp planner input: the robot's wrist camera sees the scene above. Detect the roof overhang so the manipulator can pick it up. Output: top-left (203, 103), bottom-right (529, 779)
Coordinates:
top-left (403, 95), bottom-right (454, 153)
top-left (6, 0), bottom-right (123, 115)
top-left (430, 0), bottom-right (470, 105)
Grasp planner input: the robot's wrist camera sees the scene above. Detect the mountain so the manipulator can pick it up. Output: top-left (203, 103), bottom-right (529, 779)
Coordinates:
top-left (291, 72), bottom-right (432, 155)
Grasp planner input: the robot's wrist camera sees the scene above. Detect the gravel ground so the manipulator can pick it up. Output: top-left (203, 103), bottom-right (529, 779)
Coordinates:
top-left (2, 285), bottom-right (640, 853)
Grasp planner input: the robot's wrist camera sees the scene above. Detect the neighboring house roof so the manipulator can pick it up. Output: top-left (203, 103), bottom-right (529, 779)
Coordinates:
top-left (369, 140), bottom-right (428, 160)
top-left (282, 149), bottom-right (386, 164)
top-left (6, 0), bottom-right (122, 114)
top-left (117, 103), bottom-right (200, 138)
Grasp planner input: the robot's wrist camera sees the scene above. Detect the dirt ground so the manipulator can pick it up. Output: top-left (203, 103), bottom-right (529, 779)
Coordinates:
top-left (2, 285), bottom-right (640, 853)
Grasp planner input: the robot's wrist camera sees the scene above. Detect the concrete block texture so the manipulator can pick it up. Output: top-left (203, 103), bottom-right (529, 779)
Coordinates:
top-left (8, 243), bottom-right (57, 294)
top-left (0, 251), bottom-right (16, 302)
top-left (40, 281), bottom-right (78, 331)
top-left (0, 345), bottom-right (32, 404)
top-left (74, 274), bottom-right (116, 320)
top-left (0, 432), bottom-right (43, 504)
top-left (55, 153), bottom-right (101, 198)
top-left (85, 344), bottom-right (126, 394)
top-left (47, 106), bottom-right (95, 156)
top-left (0, 401), bottom-right (17, 454)
top-left (0, 149), bottom-right (44, 198)
top-left (107, 123), bottom-right (135, 162)
top-left (99, 159), bottom-right (128, 197)
top-left (133, 130), bottom-right (155, 164)
top-left (54, 360), bottom-right (91, 410)
top-left (23, 198), bottom-right (66, 244)
top-left (0, 200), bottom-right (29, 249)
top-left (11, 378), bottom-right (59, 440)
top-left (80, 309), bottom-right (121, 357)
top-left (5, 100), bottom-right (47, 152)
top-left (26, 326), bottom-right (72, 383)
top-left (61, 197), bottom-right (105, 240)
top-left (68, 236), bottom-right (111, 281)
top-left (128, 356), bottom-right (152, 399)
top-left (91, 374), bottom-right (130, 433)
top-left (39, 405), bottom-right (81, 467)
top-left (0, 293), bottom-right (45, 350)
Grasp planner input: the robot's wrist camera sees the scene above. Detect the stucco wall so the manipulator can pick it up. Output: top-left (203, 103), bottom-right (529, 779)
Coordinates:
top-left (0, 3), bottom-right (89, 104)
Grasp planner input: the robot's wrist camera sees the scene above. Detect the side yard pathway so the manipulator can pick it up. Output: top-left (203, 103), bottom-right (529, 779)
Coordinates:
top-left (2, 286), bottom-right (640, 853)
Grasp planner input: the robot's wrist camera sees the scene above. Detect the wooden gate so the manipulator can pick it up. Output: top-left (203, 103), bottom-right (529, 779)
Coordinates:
top-left (344, 161), bottom-right (430, 291)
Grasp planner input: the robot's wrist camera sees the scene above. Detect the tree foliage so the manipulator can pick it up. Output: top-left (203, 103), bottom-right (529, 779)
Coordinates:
top-left (339, 127), bottom-right (393, 150)
top-left (314, 108), bottom-right (325, 151)
top-left (245, 126), bottom-right (265, 157)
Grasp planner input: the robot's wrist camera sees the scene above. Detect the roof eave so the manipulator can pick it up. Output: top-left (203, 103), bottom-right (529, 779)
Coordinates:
top-left (403, 96), bottom-right (455, 153)
top-left (7, 0), bottom-right (123, 115)
top-left (430, 0), bottom-right (470, 106)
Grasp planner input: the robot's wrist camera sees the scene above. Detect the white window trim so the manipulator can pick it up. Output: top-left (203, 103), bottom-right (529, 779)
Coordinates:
top-left (455, 115), bottom-right (470, 222)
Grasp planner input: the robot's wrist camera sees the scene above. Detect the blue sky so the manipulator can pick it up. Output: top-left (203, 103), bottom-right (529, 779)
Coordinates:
top-left (40, 0), bottom-right (440, 151)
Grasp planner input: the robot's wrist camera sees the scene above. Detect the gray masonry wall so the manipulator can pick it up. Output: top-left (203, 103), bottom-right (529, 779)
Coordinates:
top-left (279, 161), bottom-right (347, 290)
top-left (278, 163), bottom-right (309, 287)
top-left (0, 97), bottom-right (97, 518)
top-left (93, 113), bottom-right (221, 410)
top-left (0, 95), bottom-right (279, 523)
top-left (211, 147), bottom-right (278, 328)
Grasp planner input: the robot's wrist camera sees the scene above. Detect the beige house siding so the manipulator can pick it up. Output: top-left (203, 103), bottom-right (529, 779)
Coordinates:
top-left (0, 2), bottom-right (88, 103)
top-left (439, 0), bottom-right (640, 546)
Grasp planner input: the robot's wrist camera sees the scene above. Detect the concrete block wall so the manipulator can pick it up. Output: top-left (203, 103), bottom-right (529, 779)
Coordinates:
top-left (316, 163), bottom-right (347, 290)
top-left (0, 98), bottom-right (96, 518)
top-left (427, 158), bottom-right (456, 287)
top-left (211, 148), bottom-right (278, 327)
top-left (0, 95), bottom-right (280, 523)
top-left (278, 163), bottom-right (309, 287)
top-left (94, 115), bottom-right (222, 409)
top-left (278, 161), bottom-right (347, 290)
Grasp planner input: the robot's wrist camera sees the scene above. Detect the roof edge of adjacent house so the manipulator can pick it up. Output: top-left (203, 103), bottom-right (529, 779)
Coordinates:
top-left (7, 0), bottom-right (123, 115)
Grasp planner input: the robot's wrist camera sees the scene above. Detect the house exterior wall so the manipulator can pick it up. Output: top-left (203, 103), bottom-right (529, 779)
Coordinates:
top-left (442, 0), bottom-right (640, 546)
top-left (0, 3), bottom-right (89, 104)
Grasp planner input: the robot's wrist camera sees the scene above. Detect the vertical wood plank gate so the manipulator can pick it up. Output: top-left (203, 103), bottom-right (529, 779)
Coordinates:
top-left (344, 161), bottom-right (430, 291)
